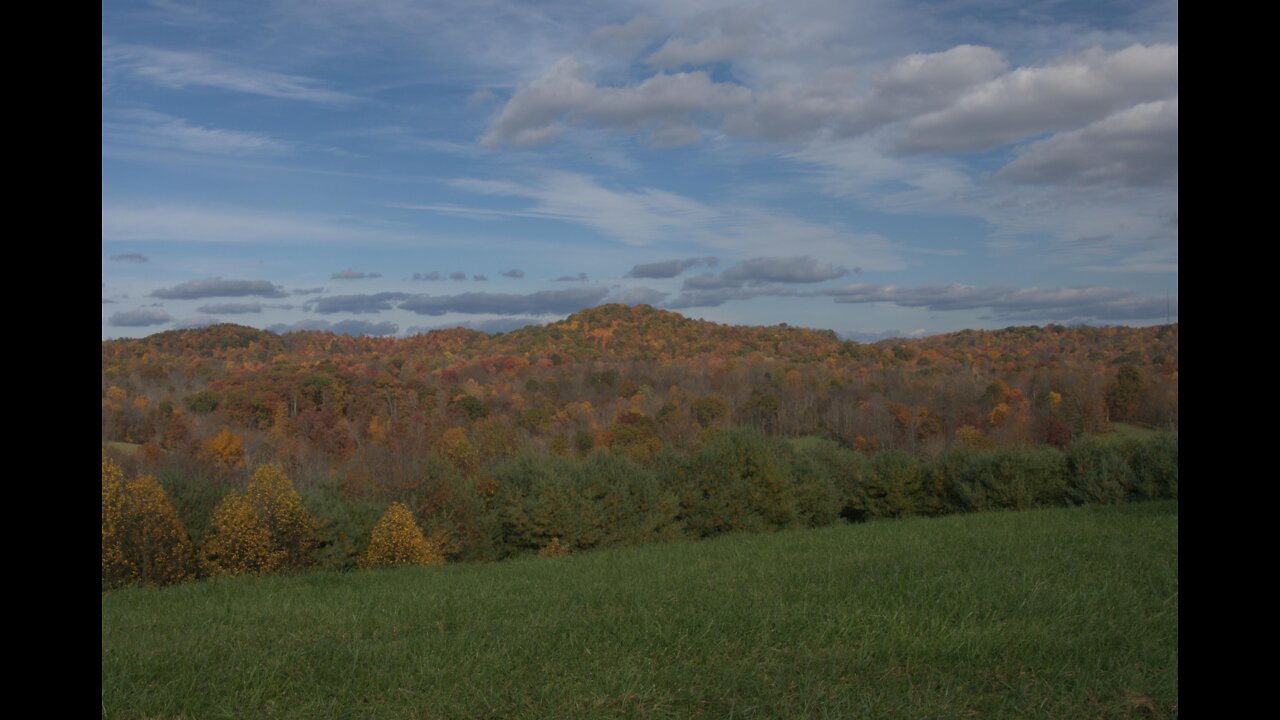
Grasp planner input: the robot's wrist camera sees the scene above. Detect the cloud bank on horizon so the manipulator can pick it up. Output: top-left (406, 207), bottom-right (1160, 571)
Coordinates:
top-left (102, 0), bottom-right (1177, 340)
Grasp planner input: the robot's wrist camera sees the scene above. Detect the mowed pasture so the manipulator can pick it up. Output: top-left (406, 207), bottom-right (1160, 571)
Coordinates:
top-left (103, 501), bottom-right (1178, 719)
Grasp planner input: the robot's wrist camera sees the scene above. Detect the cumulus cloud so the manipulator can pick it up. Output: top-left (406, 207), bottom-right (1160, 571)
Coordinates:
top-left (331, 268), bottom-right (382, 280)
top-left (999, 99), bottom-right (1178, 187)
top-left (102, 298), bottom-right (117, 304)
top-left (895, 44), bottom-right (1178, 154)
top-left (305, 292), bottom-right (409, 314)
top-left (823, 283), bottom-right (1174, 321)
top-left (610, 286), bottom-right (669, 306)
top-left (725, 46), bottom-right (1007, 141)
top-left (722, 256), bottom-right (849, 284)
top-left (449, 272), bottom-right (467, 281)
top-left (552, 272), bottom-right (589, 282)
top-left (108, 252), bottom-right (149, 263)
top-left (473, 274), bottom-right (488, 281)
top-left (500, 269), bottom-right (525, 278)
top-left (399, 287), bottom-right (610, 316)
top-left (625, 256), bottom-right (717, 278)
top-left (412, 272), bottom-right (441, 281)
top-left (292, 287), bottom-right (325, 295)
top-left (480, 57), bottom-right (751, 148)
top-left (267, 319), bottom-right (399, 336)
top-left (151, 277), bottom-right (287, 299)
top-left (195, 302), bottom-right (263, 314)
top-left (479, 41), bottom-right (1174, 156)
top-left (109, 308), bottom-right (172, 327)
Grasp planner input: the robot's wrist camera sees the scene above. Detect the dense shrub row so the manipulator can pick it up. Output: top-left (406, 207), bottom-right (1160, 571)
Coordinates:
top-left (103, 428), bottom-right (1177, 589)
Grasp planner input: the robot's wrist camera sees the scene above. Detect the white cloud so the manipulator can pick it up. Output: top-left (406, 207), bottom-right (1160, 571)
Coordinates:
top-left (101, 204), bottom-right (409, 245)
top-left (999, 98), bottom-right (1177, 187)
top-left (823, 283), bottom-right (1172, 321)
top-left (895, 43), bottom-right (1178, 153)
top-left (105, 43), bottom-right (355, 103)
top-left (441, 171), bottom-right (903, 269)
top-left (105, 110), bottom-right (289, 156)
top-left (480, 57), bottom-right (751, 147)
top-left (590, 16), bottom-right (666, 58)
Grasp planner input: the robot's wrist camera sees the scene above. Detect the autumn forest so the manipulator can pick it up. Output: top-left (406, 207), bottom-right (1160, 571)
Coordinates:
top-left (101, 304), bottom-right (1178, 588)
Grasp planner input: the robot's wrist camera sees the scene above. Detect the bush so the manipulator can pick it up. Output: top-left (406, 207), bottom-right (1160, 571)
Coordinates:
top-left (1065, 437), bottom-right (1137, 505)
top-left (847, 449), bottom-right (921, 520)
top-left (361, 502), bottom-right (446, 569)
top-left (929, 445), bottom-right (1067, 513)
top-left (673, 428), bottom-right (793, 537)
top-left (783, 439), bottom-right (846, 527)
top-left (1120, 430), bottom-right (1179, 501)
top-left (102, 454), bottom-right (195, 589)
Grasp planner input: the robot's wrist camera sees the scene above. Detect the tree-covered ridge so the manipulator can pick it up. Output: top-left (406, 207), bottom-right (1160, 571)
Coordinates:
top-left (103, 305), bottom-right (1176, 489)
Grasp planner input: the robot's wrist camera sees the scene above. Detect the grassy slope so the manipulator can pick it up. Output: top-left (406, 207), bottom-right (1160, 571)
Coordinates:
top-left (103, 502), bottom-right (1178, 719)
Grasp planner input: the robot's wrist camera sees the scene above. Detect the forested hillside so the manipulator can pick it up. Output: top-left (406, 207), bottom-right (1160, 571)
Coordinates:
top-left (103, 304), bottom-right (1177, 476)
top-left (102, 305), bottom-right (1178, 587)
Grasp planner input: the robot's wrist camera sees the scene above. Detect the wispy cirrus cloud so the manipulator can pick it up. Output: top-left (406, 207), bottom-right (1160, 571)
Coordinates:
top-left (822, 283), bottom-right (1174, 321)
top-left (101, 204), bottom-right (405, 245)
top-left (104, 109), bottom-right (290, 156)
top-left (104, 43), bottom-right (356, 103)
top-left (432, 171), bottom-right (902, 269)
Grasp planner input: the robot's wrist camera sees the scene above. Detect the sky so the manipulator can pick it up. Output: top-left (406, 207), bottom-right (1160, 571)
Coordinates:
top-left (102, 0), bottom-right (1178, 342)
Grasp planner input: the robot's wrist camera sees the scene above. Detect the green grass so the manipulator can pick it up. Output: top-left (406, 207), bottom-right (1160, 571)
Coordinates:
top-left (103, 502), bottom-right (1178, 719)
top-left (785, 435), bottom-right (835, 452)
top-left (1099, 423), bottom-right (1163, 442)
top-left (103, 441), bottom-right (144, 457)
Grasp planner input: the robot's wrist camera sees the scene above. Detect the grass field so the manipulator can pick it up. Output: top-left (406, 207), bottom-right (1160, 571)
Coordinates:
top-left (102, 502), bottom-right (1178, 719)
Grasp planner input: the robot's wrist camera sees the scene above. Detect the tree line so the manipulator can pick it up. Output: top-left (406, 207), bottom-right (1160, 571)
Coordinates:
top-left (103, 426), bottom-right (1177, 590)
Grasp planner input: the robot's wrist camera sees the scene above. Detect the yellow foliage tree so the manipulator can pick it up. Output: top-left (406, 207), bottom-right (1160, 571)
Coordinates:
top-left (441, 427), bottom-right (479, 477)
top-left (538, 536), bottom-right (572, 558)
top-left (201, 492), bottom-right (284, 576)
top-left (361, 502), bottom-right (446, 569)
top-left (102, 454), bottom-right (129, 582)
top-left (245, 463), bottom-right (319, 572)
top-left (204, 427), bottom-right (246, 470)
top-left (102, 453), bottom-right (194, 588)
top-left (201, 464), bottom-right (319, 576)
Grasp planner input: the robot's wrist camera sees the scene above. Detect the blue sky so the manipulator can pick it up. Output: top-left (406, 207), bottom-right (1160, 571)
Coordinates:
top-left (102, 0), bottom-right (1178, 341)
